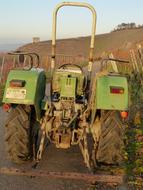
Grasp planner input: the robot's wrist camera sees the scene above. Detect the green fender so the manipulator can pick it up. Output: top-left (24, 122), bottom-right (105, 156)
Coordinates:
top-left (90, 74), bottom-right (129, 125)
top-left (3, 69), bottom-right (46, 120)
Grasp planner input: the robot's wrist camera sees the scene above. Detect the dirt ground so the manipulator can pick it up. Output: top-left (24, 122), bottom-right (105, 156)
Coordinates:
top-left (0, 107), bottom-right (93, 190)
top-left (0, 109), bottom-right (129, 190)
top-left (1, 109), bottom-right (131, 190)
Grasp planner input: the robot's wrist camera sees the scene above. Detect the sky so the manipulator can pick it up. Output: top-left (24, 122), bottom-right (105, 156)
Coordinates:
top-left (0, 0), bottom-right (143, 45)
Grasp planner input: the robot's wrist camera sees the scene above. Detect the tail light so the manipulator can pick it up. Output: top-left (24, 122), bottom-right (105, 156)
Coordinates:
top-left (120, 111), bottom-right (128, 119)
top-left (110, 87), bottom-right (124, 94)
top-left (10, 80), bottom-right (26, 88)
top-left (3, 104), bottom-right (11, 112)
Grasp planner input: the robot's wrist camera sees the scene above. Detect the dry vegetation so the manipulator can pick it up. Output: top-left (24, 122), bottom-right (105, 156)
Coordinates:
top-left (19, 28), bottom-right (143, 59)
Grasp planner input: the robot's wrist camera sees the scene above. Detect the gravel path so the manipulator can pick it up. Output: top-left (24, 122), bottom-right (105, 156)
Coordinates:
top-left (0, 108), bottom-right (89, 190)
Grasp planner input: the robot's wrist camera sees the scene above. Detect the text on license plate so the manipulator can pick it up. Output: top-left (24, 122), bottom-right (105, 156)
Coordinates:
top-left (6, 88), bottom-right (26, 100)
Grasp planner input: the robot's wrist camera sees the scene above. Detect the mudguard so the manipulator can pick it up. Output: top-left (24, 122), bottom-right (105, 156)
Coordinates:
top-left (96, 75), bottom-right (128, 110)
top-left (3, 69), bottom-right (46, 120)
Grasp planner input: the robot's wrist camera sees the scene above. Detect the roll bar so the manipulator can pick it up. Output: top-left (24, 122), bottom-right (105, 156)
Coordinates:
top-left (51, 2), bottom-right (97, 74)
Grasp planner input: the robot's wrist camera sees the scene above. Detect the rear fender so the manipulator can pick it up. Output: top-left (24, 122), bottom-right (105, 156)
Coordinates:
top-left (3, 69), bottom-right (46, 120)
top-left (90, 74), bottom-right (129, 125)
top-left (96, 75), bottom-right (128, 110)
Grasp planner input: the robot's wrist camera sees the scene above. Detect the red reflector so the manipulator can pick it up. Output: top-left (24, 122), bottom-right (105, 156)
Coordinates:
top-left (120, 111), bottom-right (128, 119)
top-left (110, 87), bottom-right (124, 94)
top-left (3, 104), bottom-right (11, 112)
top-left (10, 80), bottom-right (25, 87)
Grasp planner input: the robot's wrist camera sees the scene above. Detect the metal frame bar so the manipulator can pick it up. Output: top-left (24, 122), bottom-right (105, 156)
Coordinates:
top-left (51, 2), bottom-right (97, 73)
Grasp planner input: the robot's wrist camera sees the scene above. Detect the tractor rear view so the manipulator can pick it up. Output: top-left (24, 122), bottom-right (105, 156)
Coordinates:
top-left (2, 2), bottom-right (129, 171)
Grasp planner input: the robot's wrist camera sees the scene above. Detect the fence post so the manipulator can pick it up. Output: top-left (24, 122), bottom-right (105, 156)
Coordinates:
top-left (0, 56), bottom-right (5, 83)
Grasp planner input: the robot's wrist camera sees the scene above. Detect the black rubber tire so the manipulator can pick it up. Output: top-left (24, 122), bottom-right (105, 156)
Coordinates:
top-left (5, 105), bottom-right (33, 164)
top-left (96, 111), bottom-right (125, 165)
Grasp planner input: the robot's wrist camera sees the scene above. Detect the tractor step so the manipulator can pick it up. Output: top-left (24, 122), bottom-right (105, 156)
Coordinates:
top-left (0, 167), bottom-right (125, 185)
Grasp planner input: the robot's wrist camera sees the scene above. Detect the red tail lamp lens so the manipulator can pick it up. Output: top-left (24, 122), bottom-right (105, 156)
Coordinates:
top-left (120, 111), bottom-right (128, 119)
top-left (3, 104), bottom-right (11, 112)
top-left (110, 87), bottom-right (124, 94)
top-left (10, 80), bottom-right (25, 87)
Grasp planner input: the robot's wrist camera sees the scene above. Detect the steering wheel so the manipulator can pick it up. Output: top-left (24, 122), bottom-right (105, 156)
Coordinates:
top-left (58, 63), bottom-right (83, 73)
top-left (58, 63), bottom-right (87, 92)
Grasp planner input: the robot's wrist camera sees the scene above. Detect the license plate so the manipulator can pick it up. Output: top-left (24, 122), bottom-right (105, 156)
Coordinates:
top-left (6, 88), bottom-right (26, 100)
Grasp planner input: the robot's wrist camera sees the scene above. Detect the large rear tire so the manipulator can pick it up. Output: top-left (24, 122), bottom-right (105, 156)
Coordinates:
top-left (5, 105), bottom-right (33, 164)
top-left (96, 111), bottom-right (125, 165)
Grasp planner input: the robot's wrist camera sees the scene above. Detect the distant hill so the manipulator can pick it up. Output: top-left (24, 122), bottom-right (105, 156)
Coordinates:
top-left (0, 44), bottom-right (23, 52)
top-left (19, 28), bottom-right (143, 58)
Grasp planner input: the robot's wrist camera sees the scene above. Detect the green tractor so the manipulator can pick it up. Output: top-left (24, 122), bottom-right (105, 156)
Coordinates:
top-left (2, 2), bottom-right (128, 170)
